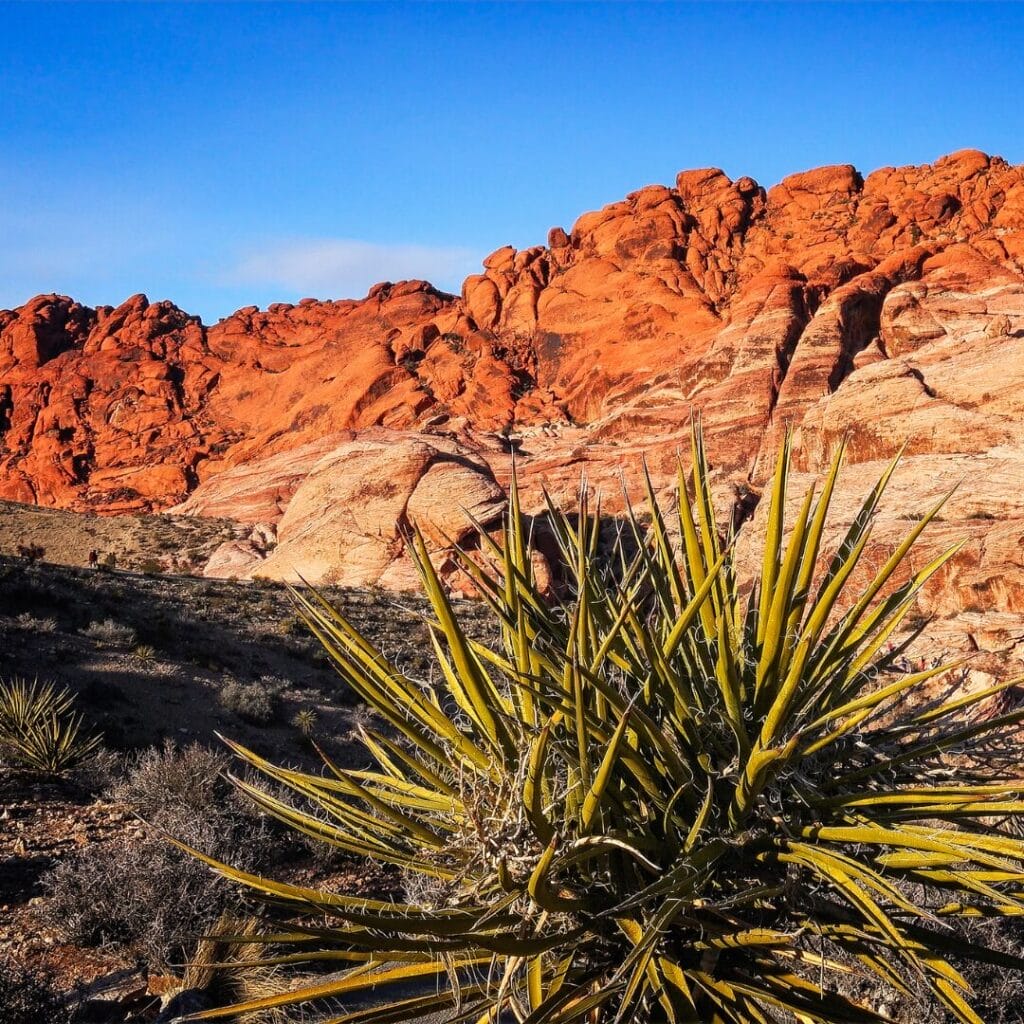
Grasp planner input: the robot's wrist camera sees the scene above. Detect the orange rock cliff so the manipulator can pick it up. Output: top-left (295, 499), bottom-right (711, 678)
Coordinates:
top-left (2, 149), bottom-right (1023, 655)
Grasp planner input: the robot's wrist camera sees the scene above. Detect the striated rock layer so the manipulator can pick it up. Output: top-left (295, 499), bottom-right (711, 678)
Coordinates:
top-left (3, 149), bottom-right (1024, 662)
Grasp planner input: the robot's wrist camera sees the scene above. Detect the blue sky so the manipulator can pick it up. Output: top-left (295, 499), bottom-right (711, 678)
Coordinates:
top-left (2, 2), bottom-right (1022, 323)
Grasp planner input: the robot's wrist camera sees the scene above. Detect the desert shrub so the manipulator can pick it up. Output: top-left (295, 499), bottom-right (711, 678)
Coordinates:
top-left (42, 829), bottom-right (242, 968)
top-left (183, 431), bottom-right (1024, 1023)
top-left (0, 957), bottom-right (76, 1024)
top-left (82, 617), bottom-right (137, 646)
top-left (0, 677), bottom-right (101, 774)
top-left (132, 643), bottom-right (157, 661)
top-left (42, 741), bottom-right (277, 969)
top-left (74, 745), bottom-right (123, 796)
top-left (13, 612), bottom-right (57, 632)
top-left (138, 557), bottom-right (164, 575)
top-left (218, 677), bottom-right (284, 724)
top-left (109, 739), bottom-right (230, 815)
top-left (279, 614), bottom-right (306, 637)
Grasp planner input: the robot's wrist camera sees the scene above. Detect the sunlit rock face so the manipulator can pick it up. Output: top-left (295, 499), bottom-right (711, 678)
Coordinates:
top-left (3, 150), bottom-right (1024, 658)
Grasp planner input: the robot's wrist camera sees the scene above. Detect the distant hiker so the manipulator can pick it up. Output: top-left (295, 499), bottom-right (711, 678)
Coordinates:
top-left (88, 549), bottom-right (99, 568)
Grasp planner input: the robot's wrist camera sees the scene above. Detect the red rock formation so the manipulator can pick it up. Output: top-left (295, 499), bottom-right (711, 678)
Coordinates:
top-left (0, 293), bottom-right (216, 510)
top-left (2, 150), bottom-right (1024, 647)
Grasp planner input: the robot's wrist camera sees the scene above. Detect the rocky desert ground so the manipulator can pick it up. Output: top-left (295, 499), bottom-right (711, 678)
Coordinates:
top-left (0, 500), bottom-right (244, 576)
top-left (0, 555), bottom-right (491, 1021)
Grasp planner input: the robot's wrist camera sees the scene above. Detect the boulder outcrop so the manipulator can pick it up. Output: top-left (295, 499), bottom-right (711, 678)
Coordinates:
top-left (2, 150), bottom-right (1023, 657)
top-left (193, 432), bottom-right (505, 590)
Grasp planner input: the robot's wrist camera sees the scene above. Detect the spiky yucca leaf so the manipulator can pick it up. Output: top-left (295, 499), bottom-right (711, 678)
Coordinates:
top-left (183, 429), bottom-right (1024, 1024)
top-left (0, 677), bottom-right (100, 774)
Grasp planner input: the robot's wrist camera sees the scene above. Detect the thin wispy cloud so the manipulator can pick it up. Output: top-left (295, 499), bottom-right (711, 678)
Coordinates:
top-left (224, 239), bottom-right (481, 300)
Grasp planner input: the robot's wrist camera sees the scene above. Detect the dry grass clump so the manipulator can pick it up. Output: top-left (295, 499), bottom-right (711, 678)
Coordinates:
top-left (81, 617), bottom-right (136, 646)
top-left (154, 915), bottom-right (311, 1023)
top-left (14, 612), bottom-right (58, 632)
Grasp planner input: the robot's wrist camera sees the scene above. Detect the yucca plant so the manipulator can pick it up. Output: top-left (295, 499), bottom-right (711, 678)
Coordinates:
top-left (292, 708), bottom-right (319, 738)
top-left (0, 677), bottom-right (101, 774)
top-left (180, 429), bottom-right (1024, 1024)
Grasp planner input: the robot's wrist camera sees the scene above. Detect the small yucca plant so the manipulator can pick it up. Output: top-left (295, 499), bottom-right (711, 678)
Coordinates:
top-left (0, 677), bottom-right (101, 774)
top-left (291, 708), bottom-right (318, 738)
top-left (181, 429), bottom-right (1024, 1024)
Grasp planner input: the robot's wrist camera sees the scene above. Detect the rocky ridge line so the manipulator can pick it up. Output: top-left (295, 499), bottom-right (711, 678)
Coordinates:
top-left (1, 150), bottom-right (1023, 664)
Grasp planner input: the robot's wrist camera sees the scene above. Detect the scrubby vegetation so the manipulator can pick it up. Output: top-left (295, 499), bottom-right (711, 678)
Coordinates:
top-left (14, 611), bottom-right (58, 632)
top-left (0, 551), bottom-right (491, 1016)
top-left (41, 741), bottom-right (278, 970)
top-left (218, 676), bottom-right (286, 724)
top-left (81, 617), bottom-right (137, 646)
top-left (185, 430), bottom-right (1024, 1024)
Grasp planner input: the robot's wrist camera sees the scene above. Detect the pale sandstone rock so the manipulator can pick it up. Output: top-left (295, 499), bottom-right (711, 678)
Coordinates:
top-left (249, 432), bottom-right (504, 588)
top-left (202, 540), bottom-right (267, 579)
